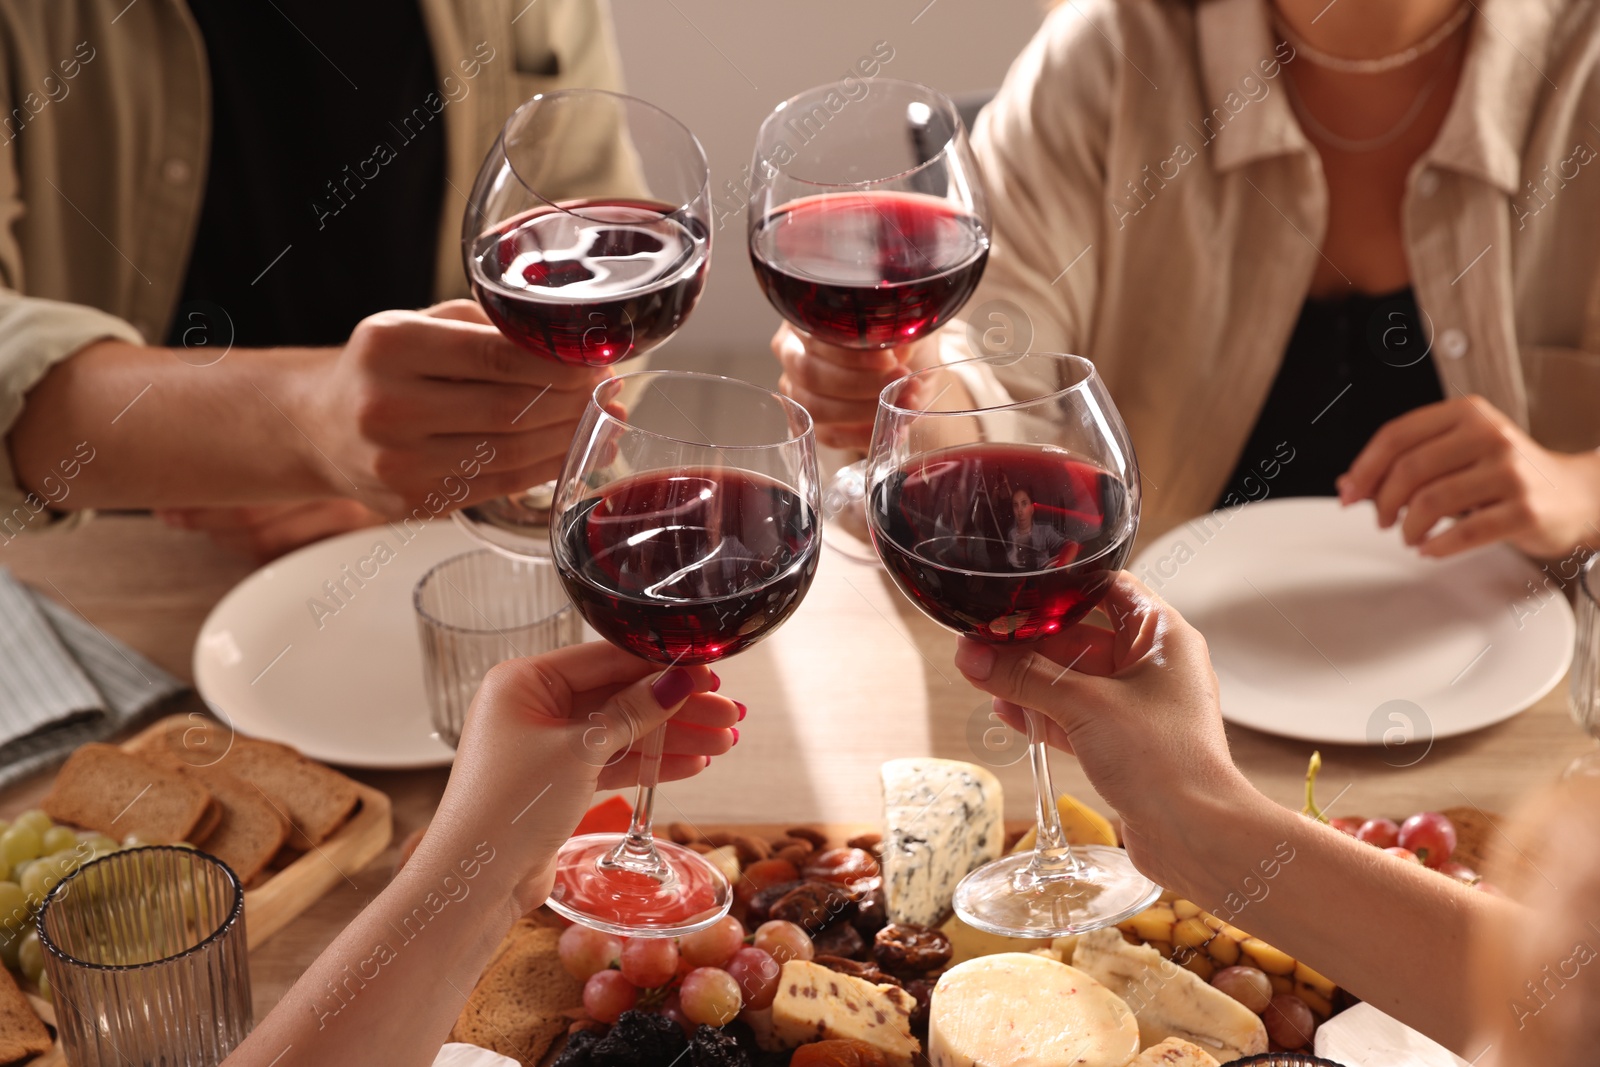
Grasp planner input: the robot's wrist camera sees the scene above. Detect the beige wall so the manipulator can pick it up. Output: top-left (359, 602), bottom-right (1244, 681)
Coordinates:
top-left (610, 0), bottom-right (1046, 386)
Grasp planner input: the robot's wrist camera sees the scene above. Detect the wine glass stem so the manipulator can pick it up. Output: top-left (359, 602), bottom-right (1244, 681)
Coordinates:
top-left (599, 724), bottom-right (675, 885)
top-left (1022, 708), bottom-right (1084, 885)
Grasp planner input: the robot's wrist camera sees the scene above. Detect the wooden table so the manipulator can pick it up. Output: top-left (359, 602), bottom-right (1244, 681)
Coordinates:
top-left (2, 515), bottom-right (1589, 1019)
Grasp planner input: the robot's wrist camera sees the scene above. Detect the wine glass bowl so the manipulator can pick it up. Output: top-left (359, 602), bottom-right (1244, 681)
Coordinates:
top-left (865, 352), bottom-right (1159, 937)
top-left (546, 371), bottom-right (820, 935)
top-left (748, 79), bottom-right (990, 559)
top-left (1565, 553), bottom-right (1600, 780)
top-left (457, 90), bottom-right (711, 558)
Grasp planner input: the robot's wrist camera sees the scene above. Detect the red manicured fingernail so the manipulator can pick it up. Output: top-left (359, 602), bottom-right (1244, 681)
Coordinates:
top-left (703, 755), bottom-right (711, 767)
top-left (730, 728), bottom-right (740, 746)
top-left (709, 671), bottom-right (722, 692)
top-left (735, 701), bottom-right (747, 722)
top-left (652, 667), bottom-right (694, 708)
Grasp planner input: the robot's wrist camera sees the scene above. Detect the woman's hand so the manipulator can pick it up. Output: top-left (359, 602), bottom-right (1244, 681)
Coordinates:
top-left (1338, 394), bottom-right (1600, 560)
top-left (772, 323), bottom-right (934, 450)
top-left (951, 574), bottom-right (1252, 888)
top-left (156, 499), bottom-right (386, 562)
top-left (299, 300), bottom-right (608, 517)
top-left (412, 642), bottom-right (740, 915)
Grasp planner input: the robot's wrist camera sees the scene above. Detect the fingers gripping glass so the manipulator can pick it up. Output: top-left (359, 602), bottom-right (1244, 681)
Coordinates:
top-left (456, 89), bottom-right (713, 558)
top-left (865, 352), bottom-right (1160, 936)
top-left (547, 371), bottom-right (820, 935)
top-left (747, 79), bottom-right (991, 562)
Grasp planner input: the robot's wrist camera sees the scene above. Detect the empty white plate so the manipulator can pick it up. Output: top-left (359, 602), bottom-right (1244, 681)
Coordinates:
top-left (1129, 499), bottom-right (1574, 744)
top-left (194, 521), bottom-right (478, 768)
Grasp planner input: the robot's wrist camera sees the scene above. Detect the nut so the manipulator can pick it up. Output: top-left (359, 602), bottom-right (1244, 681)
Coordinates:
top-left (730, 834), bottom-right (772, 866)
top-left (775, 844), bottom-right (812, 867)
top-left (666, 822), bottom-right (699, 845)
top-left (687, 841), bottom-right (715, 854)
top-left (846, 832), bottom-right (883, 852)
top-left (704, 830), bottom-right (735, 848)
top-left (873, 923), bottom-right (953, 976)
top-left (771, 835), bottom-right (817, 857)
top-left (785, 826), bottom-right (829, 848)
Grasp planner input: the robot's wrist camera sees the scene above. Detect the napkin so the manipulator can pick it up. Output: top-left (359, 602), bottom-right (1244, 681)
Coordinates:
top-left (0, 568), bottom-right (185, 788)
top-left (1315, 1002), bottom-right (1473, 1066)
top-left (431, 1044), bottom-right (519, 1067)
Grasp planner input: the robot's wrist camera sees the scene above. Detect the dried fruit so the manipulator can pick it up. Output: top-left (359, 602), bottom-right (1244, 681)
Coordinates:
top-left (771, 881), bottom-right (853, 933)
top-left (849, 885), bottom-right (889, 939)
top-left (802, 848), bottom-right (881, 893)
top-left (811, 919), bottom-right (867, 960)
top-left (814, 954), bottom-right (901, 987)
top-left (873, 923), bottom-right (952, 976)
top-left (903, 977), bottom-right (935, 1035)
top-left (746, 879), bottom-right (805, 926)
top-left (790, 1038), bottom-right (889, 1066)
top-left (734, 858), bottom-right (801, 906)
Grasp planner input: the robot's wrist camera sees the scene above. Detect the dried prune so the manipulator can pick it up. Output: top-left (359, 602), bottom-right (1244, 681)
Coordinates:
top-left (770, 881), bottom-right (853, 933)
top-left (811, 919), bottom-right (867, 960)
top-left (873, 923), bottom-right (953, 976)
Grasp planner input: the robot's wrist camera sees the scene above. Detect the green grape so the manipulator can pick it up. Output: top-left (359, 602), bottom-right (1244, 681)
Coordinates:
top-left (0, 882), bottom-right (28, 933)
top-left (40, 827), bottom-right (77, 855)
top-left (16, 931), bottom-right (42, 984)
top-left (85, 836), bottom-right (118, 854)
top-left (13, 812), bottom-right (50, 837)
top-left (36, 971), bottom-right (50, 1004)
top-left (20, 858), bottom-right (65, 904)
top-left (120, 833), bottom-right (148, 849)
top-left (0, 827), bottom-right (42, 866)
top-left (172, 841), bottom-right (196, 850)
top-left (48, 849), bottom-right (84, 877)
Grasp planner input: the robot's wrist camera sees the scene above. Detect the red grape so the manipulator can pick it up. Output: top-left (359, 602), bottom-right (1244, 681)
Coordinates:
top-left (1397, 812), bottom-right (1457, 868)
top-left (1436, 860), bottom-right (1479, 883)
top-left (658, 993), bottom-right (694, 1036)
top-left (559, 925), bottom-right (624, 982)
top-left (1476, 880), bottom-right (1508, 897)
top-left (620, 936), bottom-right (679, 988)
top-left (680, 966), bottom-right (742, 1026)
top-left (1328, 817), bottom-right (1365, 836)
top-left (1263, 994), bottom-right (1315, 1050)
top-left (1356, 818), bottom-right (1400, 849)
top-left (680, 915), bottom-right (746, 968)
top-left (1210, 966), bottom-right (1272, 1013)
top-left (1385, 846), bottom-right (1422, 864)
top-left (753, 920), bottom-right (815, 964)
top-left (583, 969), bottom-right (638, 1023)
top-left (726, 946), bottom-right (782, 1010)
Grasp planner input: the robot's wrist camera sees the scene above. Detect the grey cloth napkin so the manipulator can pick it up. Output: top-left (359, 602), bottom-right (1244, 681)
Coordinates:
top-left (0, 568), bottom-right (186, 788)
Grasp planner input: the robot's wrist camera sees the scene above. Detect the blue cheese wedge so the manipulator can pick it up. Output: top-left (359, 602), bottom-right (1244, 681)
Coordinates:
top-left (769, 960), bottom-right (920, 1066)
top-left (928, 953), bottom-right (1140, 1067)
top-left (880, 758), bottom-right (1004, 927)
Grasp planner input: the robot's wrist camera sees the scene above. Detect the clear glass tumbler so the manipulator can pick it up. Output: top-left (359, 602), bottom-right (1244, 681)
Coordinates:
top-left (415, 549), bottom-right (584, 747)
top-left (1567, 553), bottom-right (1600, 779)
top-left (38, 846), bottom-right (251, 1067)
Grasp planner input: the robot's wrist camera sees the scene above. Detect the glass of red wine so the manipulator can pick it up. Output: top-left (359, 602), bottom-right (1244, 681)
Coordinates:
top-left (748, 79), bottom-right (989, 561)
top-left (865, 352), bottom-right (1161, 936)
top-left (547, 370), bottom-right (820, 935)
top-left (456, 89), bottom-right (712, 558)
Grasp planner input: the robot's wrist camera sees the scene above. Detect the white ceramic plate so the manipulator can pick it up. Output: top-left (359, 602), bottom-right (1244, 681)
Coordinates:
top-left (193, 521), bottom-right (478, 768)
top-left (1130, 499), bottom-right (1574, 744)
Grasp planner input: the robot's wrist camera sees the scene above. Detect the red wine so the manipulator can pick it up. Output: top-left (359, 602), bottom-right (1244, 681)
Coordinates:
top-left (749, 192), bottom-right (987, 350)
top-left (469, 199), bottom-right (708, 366)
top-left (555, 468), bottom-right (818, 665)
top-left (869, 444), bottom-right (1133, 642)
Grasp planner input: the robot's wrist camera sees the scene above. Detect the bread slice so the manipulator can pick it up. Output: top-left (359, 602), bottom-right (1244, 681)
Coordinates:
top-left (174, 766), bottom-right (289, 884)
top-left (0, 958), bottom-right (53, 1061)
top-left (1130, 1037), bottom-right (1222, 1066)
top-left (131, 720), bottom-right (359, 849)
top-left (42, 743), bottom-right (214, 844)
top-left (449, 920), bottom-right (582, 1066)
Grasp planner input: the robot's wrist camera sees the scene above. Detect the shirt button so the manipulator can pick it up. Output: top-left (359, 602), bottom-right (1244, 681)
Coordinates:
top-left (1415, 171), bottom-right (1440, 198)
top-left (1439, 328), bottom-right (1469, 359)
top-left (162, 158), bottom-right (192, 184)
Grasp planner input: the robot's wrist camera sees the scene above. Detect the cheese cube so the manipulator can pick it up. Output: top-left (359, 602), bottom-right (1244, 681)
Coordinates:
top-left (880, 758), bottom-right (1004, 928)
top-left (770, 960), bottom-right (920, 1066)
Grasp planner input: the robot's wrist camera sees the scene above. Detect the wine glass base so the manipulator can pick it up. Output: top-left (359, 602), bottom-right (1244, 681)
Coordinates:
top-left (546, 834), bottom-right (732, 937)
top-left (953, 844), bottom-right (1162, 938)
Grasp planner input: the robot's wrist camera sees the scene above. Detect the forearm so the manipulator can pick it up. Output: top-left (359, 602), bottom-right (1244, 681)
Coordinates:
top-left (1165, 781), bottom-right (1519, 1052)
top-left (8, 340), bottom-right (333, 508)
top-left (224, 839), bottom-right (522, 1067)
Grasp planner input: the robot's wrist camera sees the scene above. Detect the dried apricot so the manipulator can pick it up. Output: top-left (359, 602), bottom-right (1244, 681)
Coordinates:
top-left (789, 1038), bottom-right (889, 1066)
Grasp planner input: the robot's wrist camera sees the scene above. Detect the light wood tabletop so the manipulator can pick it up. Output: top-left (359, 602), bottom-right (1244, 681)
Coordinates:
top-left (2, 514), bottom-right (1589, 1018)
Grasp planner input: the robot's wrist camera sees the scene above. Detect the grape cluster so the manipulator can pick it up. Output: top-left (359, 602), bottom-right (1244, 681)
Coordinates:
top-left (1329, 810), bottom-right (1490, 887)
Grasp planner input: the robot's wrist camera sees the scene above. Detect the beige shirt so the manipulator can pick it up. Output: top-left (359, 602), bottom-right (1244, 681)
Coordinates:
top-left (0, 0), bottom-right (626, 523)
top-left (949, 0), bottom-right (1600, 546)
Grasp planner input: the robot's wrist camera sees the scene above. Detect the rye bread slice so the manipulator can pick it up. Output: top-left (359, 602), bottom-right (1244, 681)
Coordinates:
top-left (131, 720), bottom-right (359, 849)
top-left (174, 765), bottom-right (289, 884)
top-left (0, 966), bottom-right (51, 1062)
top-left (42, 743), bottom-right (214, 844)
top-left (449, 921), bottom-right (582, 1067)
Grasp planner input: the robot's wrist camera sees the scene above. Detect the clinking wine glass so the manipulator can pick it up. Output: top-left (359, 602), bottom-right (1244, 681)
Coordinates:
top-left (546, 371), bottom-right (820, 935)
top-left (864, 352), bottom-right (1161, 936)
top-left (748, 79), bottom-right (990, 562)
top-left (456, 89), bottom-right (712, 558)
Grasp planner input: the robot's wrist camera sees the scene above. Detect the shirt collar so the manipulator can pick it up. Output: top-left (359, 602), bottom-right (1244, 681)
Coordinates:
top-left (1194, 0), bottom-right (1566, 193)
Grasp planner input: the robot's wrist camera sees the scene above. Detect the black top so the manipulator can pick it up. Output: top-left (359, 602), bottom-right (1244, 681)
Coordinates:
top-left (170, 0), bottom-right (446, 349)
top-left (1214, 288), bottom-right (1445, 507)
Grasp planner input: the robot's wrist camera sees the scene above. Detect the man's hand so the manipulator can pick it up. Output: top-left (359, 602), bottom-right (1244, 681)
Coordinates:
top-left (771, 322), bottom-right (934, 451)
top-left (1339, 394), bottom-right (1600, 559)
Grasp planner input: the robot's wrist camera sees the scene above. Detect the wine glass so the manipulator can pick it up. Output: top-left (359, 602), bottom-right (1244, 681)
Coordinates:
top-left (1565, 553), bottom-right (1600, 779)
top-left (748, 79), bottom-right (990, 562)
top-left (547, 370), bottom-right (820, 934)
top-left (456, 89), bottom-right (712, 558)
top-left (864, 351), bottom-right (1160, 936)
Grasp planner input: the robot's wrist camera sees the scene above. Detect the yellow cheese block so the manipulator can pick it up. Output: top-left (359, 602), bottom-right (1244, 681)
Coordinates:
top-left (770, 960), bottom-right (920, 1067)
top-left (1010, 792), bottom-right (1119, 852)
top-left (928, 953), bottom-right (1140, 1067)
